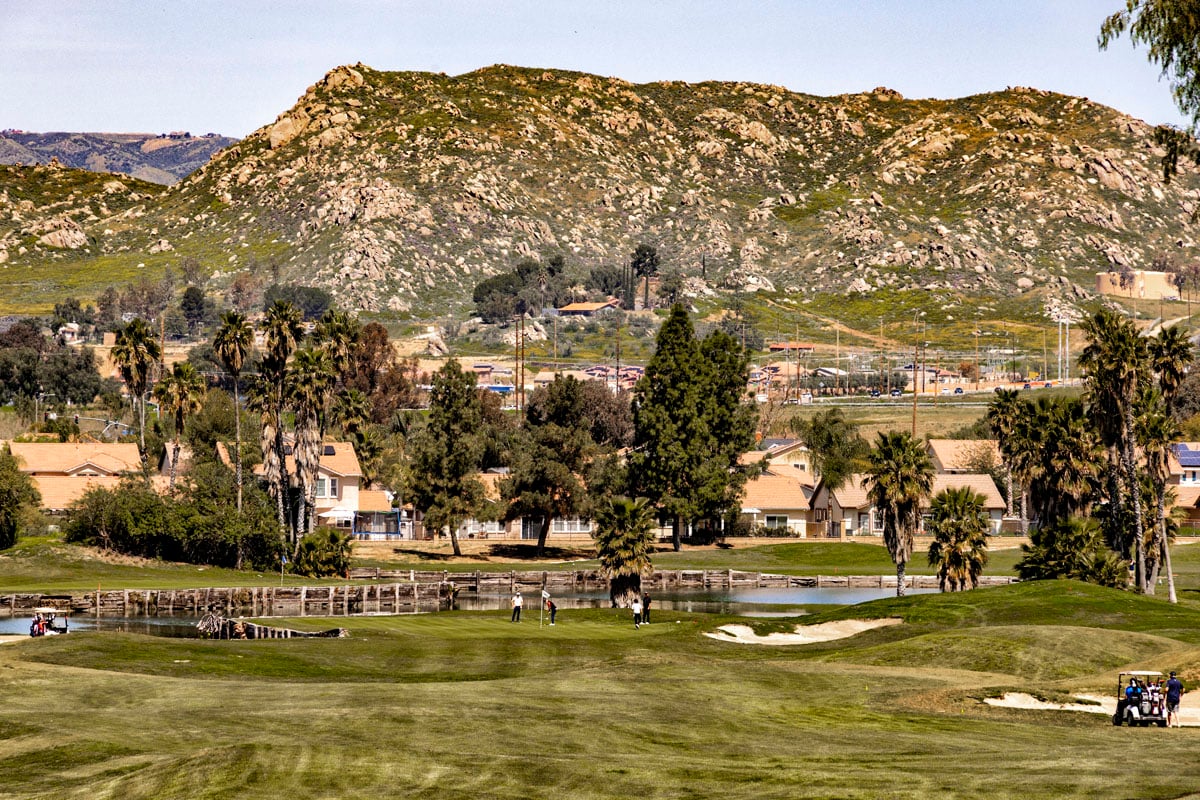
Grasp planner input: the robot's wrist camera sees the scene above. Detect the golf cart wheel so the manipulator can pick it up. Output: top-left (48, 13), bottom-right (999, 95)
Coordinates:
top-left (1112, 713), bottom-right (1122, 726)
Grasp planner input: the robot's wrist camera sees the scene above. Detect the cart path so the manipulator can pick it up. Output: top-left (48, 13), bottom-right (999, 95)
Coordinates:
top-left (986, 692), bottom-right (1200, 726)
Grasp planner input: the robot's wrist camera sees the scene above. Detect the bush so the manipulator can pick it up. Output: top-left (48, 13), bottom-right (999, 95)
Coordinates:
top-left (1016, 517), bottom-right (1128, 588)
top-left (289, 529), bottom-right (352, 578)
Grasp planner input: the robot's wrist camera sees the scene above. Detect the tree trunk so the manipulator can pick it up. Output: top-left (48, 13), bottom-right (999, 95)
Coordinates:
top-left (233, 378), bottom-right (243, 515)
top-left (448, 519), bottom-right (462, 557)
top-left (273, 422), bottom-right (289, 539)
top-left (672, 517), bottom-right (682, 552)
top-left (169, 439), bottom-right (180, 490)
top-left (1019, 488), bottom-right (1028, 535)
top-left (896, 560), bottom-right (907, 597)
top-left (536, 513), bottom-right (552, 558)
top-left (1122, 417), bottom-right (1146, 592)
top-left (643, 275), bottom-right (650, 311)
top-left (138, 395), bottom-right (147, 463)
top-left (1004, 465), bottom-right (1013, 517)
top-left (1163, 531), bottom-right (1178, 604)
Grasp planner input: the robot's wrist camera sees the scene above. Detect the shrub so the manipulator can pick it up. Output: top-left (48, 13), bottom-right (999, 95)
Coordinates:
top-left (289, 529), bottom-right (352, 578)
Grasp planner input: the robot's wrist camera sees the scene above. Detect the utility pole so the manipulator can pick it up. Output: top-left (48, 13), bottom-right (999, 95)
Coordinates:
top-left (911, 337), bottom-right (918, 436)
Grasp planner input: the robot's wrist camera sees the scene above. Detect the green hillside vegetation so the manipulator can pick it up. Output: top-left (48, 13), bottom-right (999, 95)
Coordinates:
top-left (0, 65), bottom-right (1196, 334)
top-left (3, 582), bottom-right (1200, 798)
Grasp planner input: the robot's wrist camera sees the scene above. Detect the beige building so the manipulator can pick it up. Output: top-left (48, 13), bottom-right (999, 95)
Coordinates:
top-left (5, 441), bottom-right (152, 512)
top-left (1096, 270), bottom-right (1179, 300)
top-left (810, 473), bottom-right (1006, 538)
top-left (926, 439), bottom-right (1001, 474)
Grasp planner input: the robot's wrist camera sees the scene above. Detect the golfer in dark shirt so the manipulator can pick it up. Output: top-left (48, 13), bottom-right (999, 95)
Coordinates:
top-left (1167, 672), bottom-right (1184, 728)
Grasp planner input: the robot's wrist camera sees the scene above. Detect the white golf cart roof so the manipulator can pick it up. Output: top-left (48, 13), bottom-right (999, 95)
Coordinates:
top-left (1122, 670), bottom-right (1163, 677)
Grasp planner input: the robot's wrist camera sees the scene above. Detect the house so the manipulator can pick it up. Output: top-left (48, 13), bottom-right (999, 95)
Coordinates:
top-left (739, 468), bottom-right (814, 536)
top-left (926, 439), bottom-right (1001, 474)
top-left (739, 439), bottom-right (815, 478)
top-left (224, 439), bottom-right (366, 521)
top-left (809, 473), bottom-right (1006, 538)
top-left (5, 441), bottom-right (146, 512)
top-left (556, 299), bottom-right (620, 317)
top-left (767, 342), bottom-right (815, 354)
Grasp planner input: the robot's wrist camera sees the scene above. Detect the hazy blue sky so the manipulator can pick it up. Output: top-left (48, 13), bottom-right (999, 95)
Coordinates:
top-left (1, 1), bottom-right (1188, 137)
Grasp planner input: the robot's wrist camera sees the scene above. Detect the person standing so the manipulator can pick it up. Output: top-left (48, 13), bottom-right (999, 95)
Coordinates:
top-left (642, 592), bottom-right (652, 625)
top-left (511, 590), bottom-right (523, 623)
top-left (631, 596), bottom-right (642, 629)
top-left (546, 598), bottom-right (557, 626)
top-left (1167, 671), bottom-right (1184, 728)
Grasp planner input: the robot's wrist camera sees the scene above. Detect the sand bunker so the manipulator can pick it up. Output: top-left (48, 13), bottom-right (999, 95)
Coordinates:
top-left (705, 617), bottom-right (902, 645)
top-left (985, 693), bottom-right (1200, 726)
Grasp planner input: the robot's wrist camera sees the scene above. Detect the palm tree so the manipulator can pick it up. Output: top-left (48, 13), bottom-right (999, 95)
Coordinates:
top-left (152, 362), bottom-right (205, 490)
top-left (247, 376), bottom-right (286, 532)
top-left (1009, 397), bottom-right (1103, 528)
top-left (593, 496), bottom-right (656, 607)
top-left (1080, 309), bottom-right (1151, 591)
top-left (800, 408), bottom-right (868, 538)
top-left (1136, 390), bottom-right (1180, 602)
top-left (314, 308), bottom-right (360, 382)
top-left (863, 431), bottom-right (934, 596)
top-left (986, 389), bottom-right (1023, 518)
top-left (213, 311), bottom-right (254, 514)
top-left (288, 348), bottom-right (335, 536)
top-left (260, 301), bottom-right (304, 533)
top-left (926, 486), bottom-right (990, 592)
top-left (111, 318), bottom-right (162, 462)
top-left (1149, 324), bottom-right (1193, 411)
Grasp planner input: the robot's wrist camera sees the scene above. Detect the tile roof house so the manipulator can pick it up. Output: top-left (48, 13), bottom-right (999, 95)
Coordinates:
top-left (222, 439), bottom-right (368, 523)
top-left (5, 441), bottom-right (147, 512)
top-left (926, 439), bottom-right (1002, 474)
top-left (809, 473), bottom-right (1006, 538)
top-left (739, 468), bottom-right (815, 536)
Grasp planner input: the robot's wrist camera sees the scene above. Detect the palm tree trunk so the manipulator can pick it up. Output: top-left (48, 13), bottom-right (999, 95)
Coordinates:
top-left (273, 422), bottom-right (290, 539)
top-left (138, 395), bottom-right (147, 459)
top-left (169, 439), bottom-right (180, 490)
top-left (1122, 417), bottom-right (1146, 591)
top-left (1019, 489), bottom-right (1028, 535)
top-left (234, 378), bottom-right (243, 515)
top-left (896, 560), bottom-right (907, 597)
top-left (1163, 532), bottom-right (1178, 604)
top-left (1005, 466), bottom-right (1013, 517)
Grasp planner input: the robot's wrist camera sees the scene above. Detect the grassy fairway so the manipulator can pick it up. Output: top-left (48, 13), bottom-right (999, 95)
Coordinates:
top-left (4, 582), bottom-right (1200, 799)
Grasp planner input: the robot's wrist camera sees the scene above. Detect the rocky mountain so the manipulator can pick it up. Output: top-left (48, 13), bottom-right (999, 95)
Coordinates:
top-left (2, 64), bottom-right (1199, 318)
top-left (0, 130), bottom-right (237, 185)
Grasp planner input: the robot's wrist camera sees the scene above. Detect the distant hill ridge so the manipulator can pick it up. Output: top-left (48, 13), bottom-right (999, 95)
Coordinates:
top-left (0, 130), bottom-right (238, 185)
top-left (1, 63), bottom-right (1198, 318)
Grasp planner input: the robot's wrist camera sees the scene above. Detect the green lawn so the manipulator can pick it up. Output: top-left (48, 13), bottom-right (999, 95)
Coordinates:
top-left (3, 581), bottom-right (1200, 798)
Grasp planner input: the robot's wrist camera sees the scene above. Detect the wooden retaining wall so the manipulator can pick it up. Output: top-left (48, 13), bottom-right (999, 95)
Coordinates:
top-left (0, 582), bottom-right (453, 617)
top-left (347, 568), bottom-right (1018, 593)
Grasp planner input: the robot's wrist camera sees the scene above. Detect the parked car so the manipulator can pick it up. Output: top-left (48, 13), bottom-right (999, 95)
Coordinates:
top-left (890, 388), bottom-right (902, 397)
top-left (953, 387), bottom-right (964, 395)
top-left (1022, 383), bottom-right (1032, 390)
top-left (1043, 382), bottom-right (1053, 388)
top-left (869, 389), bottom-right (881, 397)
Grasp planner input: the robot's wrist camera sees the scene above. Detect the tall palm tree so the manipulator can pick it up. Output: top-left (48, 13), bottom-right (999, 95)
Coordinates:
top-left (986, 389), bottom-right (1023, 518)
top-left (593, 496), bottom-right (656, 607)
top-left (1009, 397), bottom-right (1103, 528)
top-left (1080, 309), bottom-right (1151, 591)
top-left (863, 431), bottom-right (934, 596)
top-left (247, 376), bottom-right (286, 532)
top-left (927, 486), bottom-right (990, 592)
top-left (152, 362), bottom-right (205, 490)
top-left (1136, 390), bottom-right (1180, 602)
top-left (213, 311), bottom-right (254, 514)
top-left (800, 408), bottom-right (868, 538)
top-left (111, 318), bottom-right (162, 462)
top-left (1149, 324), bottom-right (1193, 411)
top-left (288, 348), bottom-right (336, 536)
top-left (314, 308), bottom-right (360, 383)
top-left (260, 301), bottom-right (305, 534)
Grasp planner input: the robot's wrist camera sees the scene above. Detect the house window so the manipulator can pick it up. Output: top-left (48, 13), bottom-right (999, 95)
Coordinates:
top-left (552, 518), bottom-right (593, 533)
top-left (764, 515), bottom-right (788, 530)
top-left (814, 507), bottom-right (828, 522)
top-left (315, 477), bottom-right (339, 498)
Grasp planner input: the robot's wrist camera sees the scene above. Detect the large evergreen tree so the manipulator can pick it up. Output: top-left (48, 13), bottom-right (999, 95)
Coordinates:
top-left (501, 375), bottom-right (592, 557)
top-left (407, 360), bottom-right (485, 557)
top-left (0, 444), bottom-right (39, 550)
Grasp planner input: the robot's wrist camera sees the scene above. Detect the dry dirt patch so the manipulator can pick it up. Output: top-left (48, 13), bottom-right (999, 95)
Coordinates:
top-left (705, 617), bottom-right (902, 645)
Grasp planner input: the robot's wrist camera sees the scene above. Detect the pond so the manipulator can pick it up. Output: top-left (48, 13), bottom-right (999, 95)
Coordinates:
top-left (453, 585), bottom-right (937, 616)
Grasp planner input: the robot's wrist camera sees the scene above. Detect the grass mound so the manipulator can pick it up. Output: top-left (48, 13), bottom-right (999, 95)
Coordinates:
top-left (822, 625), bottom-right (1177, 681)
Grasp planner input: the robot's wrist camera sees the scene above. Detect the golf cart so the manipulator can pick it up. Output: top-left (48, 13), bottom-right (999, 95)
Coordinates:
top-left (1113, 670), bottom-right (1167, 727)
top-left (29, 607), bottom-right (69, 637)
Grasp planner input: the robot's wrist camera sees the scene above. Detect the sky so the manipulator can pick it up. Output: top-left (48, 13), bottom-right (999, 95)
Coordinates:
top-left (1, 1), bottom-right (1189, 138)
